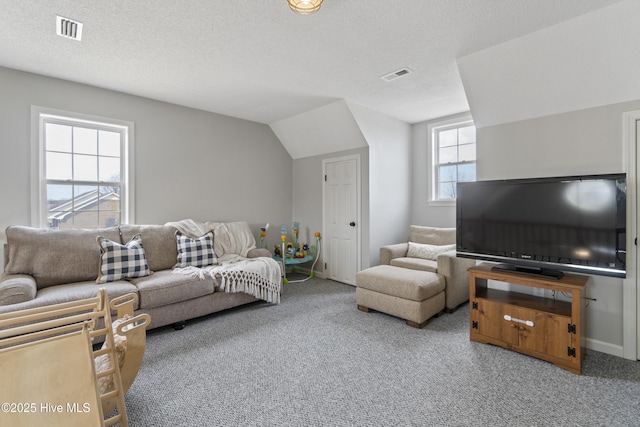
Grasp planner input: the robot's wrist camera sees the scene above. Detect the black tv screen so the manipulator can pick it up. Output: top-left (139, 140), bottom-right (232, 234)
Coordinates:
top-left (456, 173), bottom-right (626, 278)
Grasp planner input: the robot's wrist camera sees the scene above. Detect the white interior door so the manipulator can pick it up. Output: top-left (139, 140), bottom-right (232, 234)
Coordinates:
top-left (323, 155), bottom-right (360, 285)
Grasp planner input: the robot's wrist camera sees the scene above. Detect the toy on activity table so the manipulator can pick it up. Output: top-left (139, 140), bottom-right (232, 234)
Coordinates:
top-left (259, 223), bottom-right (269, 248)
top-left (293, 221), bottom-right (299, 244)
top-left (295, 242), bottom-right (309, 258)
top-left (286, 241), bottom-right (295, 257)
top-left (273, 222), bottom-right (321, 284)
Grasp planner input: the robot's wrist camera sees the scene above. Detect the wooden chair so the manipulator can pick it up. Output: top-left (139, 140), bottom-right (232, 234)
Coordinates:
top-left (0, 289), bottom-right (137, 426)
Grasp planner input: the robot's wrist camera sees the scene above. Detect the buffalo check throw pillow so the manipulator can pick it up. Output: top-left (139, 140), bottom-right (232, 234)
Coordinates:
top-left (175, 231), bottom-right (217, 268)
top-left (96, 234), bottom-right (150, 284)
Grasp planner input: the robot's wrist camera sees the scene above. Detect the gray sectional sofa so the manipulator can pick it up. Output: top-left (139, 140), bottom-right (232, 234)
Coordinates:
top-left (0, 223), bottom-right (274, 330)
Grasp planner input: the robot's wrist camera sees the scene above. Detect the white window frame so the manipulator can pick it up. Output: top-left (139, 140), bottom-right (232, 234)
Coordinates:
top-left (428, 114), bottom-right (476, 206)
top-left (30, 106), bottom-right (135, 228)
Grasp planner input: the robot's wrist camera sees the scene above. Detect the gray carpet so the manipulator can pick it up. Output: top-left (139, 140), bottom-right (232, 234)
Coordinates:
top-left (125, 276), bottom-right (640, 426)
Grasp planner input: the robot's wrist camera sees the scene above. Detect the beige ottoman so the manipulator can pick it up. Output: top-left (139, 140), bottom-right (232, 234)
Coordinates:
top-left (356, 265), bottom-right (445, 328)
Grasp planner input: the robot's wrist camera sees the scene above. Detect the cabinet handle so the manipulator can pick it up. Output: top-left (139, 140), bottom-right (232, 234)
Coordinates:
top-left (503, 314), bottom-right (534, 327)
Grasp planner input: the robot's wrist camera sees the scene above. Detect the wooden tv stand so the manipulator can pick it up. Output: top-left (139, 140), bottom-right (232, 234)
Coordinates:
top-left (469, 263), bottom-right (588, 375)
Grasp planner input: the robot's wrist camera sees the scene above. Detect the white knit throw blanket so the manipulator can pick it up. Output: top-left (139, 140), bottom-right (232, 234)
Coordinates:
top-left (173, 258), bottom-right (281, 304)
top-left (167, 219), bottom-right (281, 304)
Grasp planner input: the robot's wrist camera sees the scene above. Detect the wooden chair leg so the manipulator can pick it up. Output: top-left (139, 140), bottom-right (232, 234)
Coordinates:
top-left (357, 305), bottom-right (372, 313)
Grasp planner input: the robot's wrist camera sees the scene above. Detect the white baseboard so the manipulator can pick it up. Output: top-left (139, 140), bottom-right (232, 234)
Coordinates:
top-left (586, 337), bottom-right (624, 358)
top-left (313, 271), bottom-right (327, 279)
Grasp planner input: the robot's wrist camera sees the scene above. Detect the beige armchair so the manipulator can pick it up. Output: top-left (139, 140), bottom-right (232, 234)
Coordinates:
top-left (379, 225), bottom-right (476, 312)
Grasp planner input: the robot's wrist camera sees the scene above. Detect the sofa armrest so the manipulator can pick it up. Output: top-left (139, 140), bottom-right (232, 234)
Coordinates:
top-left (0, 273), bottom-right (37, 306)
top-left (380, 243), bottom-right (409, 265)
top-left (436, 251), bottom-right (476, 310)
top-left (247, 248), bottom-right (272, 259)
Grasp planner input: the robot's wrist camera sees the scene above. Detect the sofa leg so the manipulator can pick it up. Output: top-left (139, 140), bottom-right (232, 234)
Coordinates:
top-left (173, 321), bottom-right (185, 330)
top-left (406, 319), bottom-right (427, 329)
top-left (357, 305), bottom-right (371, 313)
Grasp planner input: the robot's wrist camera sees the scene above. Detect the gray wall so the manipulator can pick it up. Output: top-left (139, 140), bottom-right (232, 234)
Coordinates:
top-left (356, 108), bottom-right (411, 266)
top-left (477, 99), bottom-right (640, 353)
top-left (0, 66), bottom-right (292, 254)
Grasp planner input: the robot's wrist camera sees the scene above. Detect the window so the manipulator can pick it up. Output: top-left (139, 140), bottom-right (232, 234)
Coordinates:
top-left (429, 115), bottom-right (476, 203)
top-left (32, 107), bottom-right (134, 229)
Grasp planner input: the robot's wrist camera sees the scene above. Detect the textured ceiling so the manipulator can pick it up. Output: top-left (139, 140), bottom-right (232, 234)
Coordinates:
top-left (0, 0), bottom-right (625, 124)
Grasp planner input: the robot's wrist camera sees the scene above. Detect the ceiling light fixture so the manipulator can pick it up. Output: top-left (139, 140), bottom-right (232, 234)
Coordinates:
top-left (287, 0), bottom-right (323, 15)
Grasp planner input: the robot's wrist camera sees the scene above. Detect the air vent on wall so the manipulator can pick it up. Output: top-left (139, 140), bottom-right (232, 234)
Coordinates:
top-left (381, 67), bottom-right (412, 82)
top-left (56, 15), bottom-right (83, 41)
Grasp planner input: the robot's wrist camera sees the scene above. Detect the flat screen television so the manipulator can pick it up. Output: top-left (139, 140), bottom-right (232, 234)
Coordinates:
top-left (456, 173), bottom-right (627, 279)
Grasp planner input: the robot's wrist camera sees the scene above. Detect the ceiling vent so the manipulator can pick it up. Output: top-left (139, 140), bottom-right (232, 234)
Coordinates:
top-left (56, 15), bottom-right (83, 41)
top-left (381, 67), bottom-right (412, 82)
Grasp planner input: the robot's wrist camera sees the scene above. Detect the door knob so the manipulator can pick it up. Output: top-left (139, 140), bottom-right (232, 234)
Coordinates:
top-left (349, 222), bottom-right (356, 227)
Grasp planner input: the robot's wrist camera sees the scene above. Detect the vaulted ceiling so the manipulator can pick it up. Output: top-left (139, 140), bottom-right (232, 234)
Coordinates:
top-left (0, 0), bottom-right (626, 128)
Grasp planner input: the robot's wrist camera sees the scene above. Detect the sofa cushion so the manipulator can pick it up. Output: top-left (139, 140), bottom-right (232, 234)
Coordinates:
top-left (175, 231), bottom-right (217, 268)
top-left (4, 225), bottom-right (121, 289)
top-left (407, 242), bottom-right (455, 261)
top-left (128, 270), bottom-right (216, 309)
top-left (247, 248), bottom-right (272, 258)
top-left (356, 265), bottom-right (445, 302)
top-left (97, 234), bottom-right (150, 284)
top-left (390, 257), bottom-right (438, 273)
top-left (0, 280), bottom-right (139, 315)
top-left (119, 224), bottom-right (178, 272)
top-left (0, 273), bottom-right (37, 305)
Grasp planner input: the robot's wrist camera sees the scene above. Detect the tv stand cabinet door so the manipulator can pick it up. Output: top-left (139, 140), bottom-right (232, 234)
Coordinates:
top-left (516, 307), bottom-right (573, 362)
top-left (472, 298), bottom-right (519, 346)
